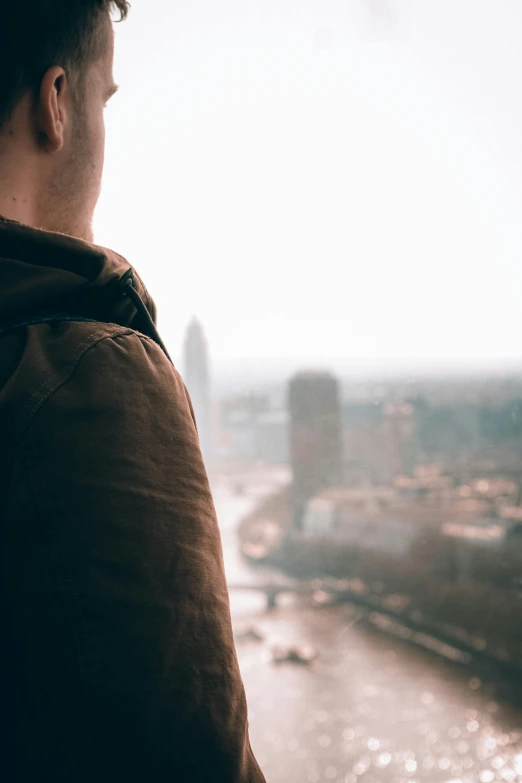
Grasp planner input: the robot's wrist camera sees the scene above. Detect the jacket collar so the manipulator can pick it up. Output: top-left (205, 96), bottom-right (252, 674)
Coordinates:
top-left (0, 214), bottom-right (157, 331)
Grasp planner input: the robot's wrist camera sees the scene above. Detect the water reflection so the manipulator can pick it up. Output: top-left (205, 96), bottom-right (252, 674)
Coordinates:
top-left (212, 473), bottom-right (522, 783)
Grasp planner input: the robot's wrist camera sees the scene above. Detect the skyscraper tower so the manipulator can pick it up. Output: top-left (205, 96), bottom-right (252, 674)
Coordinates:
top-left (288, 371), bottom-right (343, 530)
top-left (182, 317), bottom-right (213, 468)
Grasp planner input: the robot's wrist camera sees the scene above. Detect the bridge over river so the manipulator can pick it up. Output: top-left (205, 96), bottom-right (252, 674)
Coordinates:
top-left (211, 470), bottom-right (522, 783)
top-left (227, 579), bottom-right (315, 609)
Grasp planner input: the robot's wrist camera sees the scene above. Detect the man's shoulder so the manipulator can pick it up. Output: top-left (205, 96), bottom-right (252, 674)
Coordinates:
top-left (21, 320), bottom-right (201, 481)
top-left (3, 320), bottom-right (182, 441)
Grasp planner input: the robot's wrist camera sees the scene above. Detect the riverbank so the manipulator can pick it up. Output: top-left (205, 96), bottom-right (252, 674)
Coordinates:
top-left (238, 487), bottom-right (522, 670)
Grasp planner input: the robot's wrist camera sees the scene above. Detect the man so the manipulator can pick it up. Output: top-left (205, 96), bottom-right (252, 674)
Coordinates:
top-left (0, 2), bottom-right (265, 781)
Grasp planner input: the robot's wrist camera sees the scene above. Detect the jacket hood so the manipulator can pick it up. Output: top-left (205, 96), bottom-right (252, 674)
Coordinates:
top-left (0, 214), bottom-right (157, 332)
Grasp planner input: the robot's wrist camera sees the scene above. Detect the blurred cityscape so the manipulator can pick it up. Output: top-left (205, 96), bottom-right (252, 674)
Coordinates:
top-left (182, 318), bottom-right (522, 658)
top-left (181, 318), bottom-right (522, 783)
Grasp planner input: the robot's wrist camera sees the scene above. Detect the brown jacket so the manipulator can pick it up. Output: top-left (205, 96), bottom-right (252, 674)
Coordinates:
top-left (0, 215), bottom-right (265, 783)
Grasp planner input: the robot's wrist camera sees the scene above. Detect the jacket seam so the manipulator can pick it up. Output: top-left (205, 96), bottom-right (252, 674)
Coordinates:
top-left (21, 328), bottom-right (126, 422)
top-left (17, 326), bottom-right (163, 437)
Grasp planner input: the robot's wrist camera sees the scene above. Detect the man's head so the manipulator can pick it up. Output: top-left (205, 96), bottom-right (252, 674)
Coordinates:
top-left (0, 1), bottom-right (129, 242)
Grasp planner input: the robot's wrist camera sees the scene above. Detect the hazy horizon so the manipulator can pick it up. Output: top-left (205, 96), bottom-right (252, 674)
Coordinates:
top-left (204, 353), bottom-right (522, 396)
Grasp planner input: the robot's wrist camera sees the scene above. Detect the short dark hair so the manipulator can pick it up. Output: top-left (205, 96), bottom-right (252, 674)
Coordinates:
top-left (0, 1), bottom-right (130, 128)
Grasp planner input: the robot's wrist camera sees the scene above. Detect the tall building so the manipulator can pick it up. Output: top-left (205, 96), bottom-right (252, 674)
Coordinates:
top-left (182, 317), bottom-right (213, 468)
top-left (379, 401), bottom-right (417, 482)
top-left (288, 371), bottom-right (344, 529)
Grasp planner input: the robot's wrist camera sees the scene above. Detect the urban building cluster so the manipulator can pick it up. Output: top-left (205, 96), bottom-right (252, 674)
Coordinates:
top-left (288, 371), bottom-right (522, 559)
top-left (181, 318), bottom-right (522, 556)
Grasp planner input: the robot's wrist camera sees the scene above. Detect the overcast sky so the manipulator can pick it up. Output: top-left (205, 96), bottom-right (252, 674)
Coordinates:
top-left (93, 0), bottom-right (522, 373)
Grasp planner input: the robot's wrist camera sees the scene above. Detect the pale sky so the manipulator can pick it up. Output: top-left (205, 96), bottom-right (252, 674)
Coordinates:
top-left (94, 0), bottom-right (522, 372)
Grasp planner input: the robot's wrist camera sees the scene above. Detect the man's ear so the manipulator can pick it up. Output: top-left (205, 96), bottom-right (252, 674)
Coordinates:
top-left (35, 66), bottom-right (69, 153)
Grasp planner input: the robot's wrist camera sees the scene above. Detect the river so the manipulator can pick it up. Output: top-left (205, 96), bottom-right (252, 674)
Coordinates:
top-left (210, 471), bottom-right (522, 783)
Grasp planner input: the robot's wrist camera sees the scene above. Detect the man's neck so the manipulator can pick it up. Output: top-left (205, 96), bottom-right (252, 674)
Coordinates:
top-left (0, 171), bottom-right (35, 227)
top-left (0, 142), bottom-right (38, 226)
top-left (0, 198), bottom-right (33, 225)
